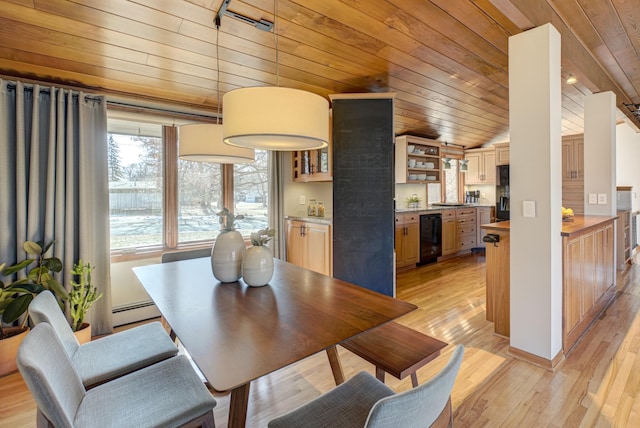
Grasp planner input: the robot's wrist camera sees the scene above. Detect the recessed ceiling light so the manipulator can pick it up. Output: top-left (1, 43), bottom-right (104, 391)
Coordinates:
top-left (566, 74), bottom-right (577, 85)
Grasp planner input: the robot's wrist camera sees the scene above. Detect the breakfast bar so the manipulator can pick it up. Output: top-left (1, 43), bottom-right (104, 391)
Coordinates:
top-left (481, 215), bottom-right (617, 353)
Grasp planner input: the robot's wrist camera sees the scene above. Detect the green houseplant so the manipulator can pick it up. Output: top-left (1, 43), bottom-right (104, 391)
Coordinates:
top-left (0, 240), bottom-right (69, 338)
top-left (0, 240), bottom-right (69, 375)
top-left (69, 260), bottom-right (103, 333)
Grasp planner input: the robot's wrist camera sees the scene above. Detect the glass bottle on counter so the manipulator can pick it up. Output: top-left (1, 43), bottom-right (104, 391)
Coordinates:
top-left (307, 199), bottom-right (317, 216)
top-left (316, 201), bottom-right (325, 217)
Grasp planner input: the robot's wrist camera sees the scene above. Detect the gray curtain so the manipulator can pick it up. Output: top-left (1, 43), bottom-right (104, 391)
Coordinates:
top-left (0, 79), bottom-right (112, 335)
top-left (268, 151), bottom-right (286, 259)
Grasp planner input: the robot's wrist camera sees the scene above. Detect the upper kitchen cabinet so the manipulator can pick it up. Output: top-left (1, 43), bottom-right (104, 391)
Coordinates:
top-left (494, 142), bottom-right (510, 166)
top-left (395, 135), bottom-right (441, 184)
top-left (292, 144), bottom-right (332, 182)
top-left (465, 148), bottom-right (496, 185)
top-left (562, 135), bottom-right (584, 181)
top-left (562, 135), bottom-right (584, 214)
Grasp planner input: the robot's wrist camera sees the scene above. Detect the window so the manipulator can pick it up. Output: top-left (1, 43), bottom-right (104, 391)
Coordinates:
top-left (233, 150), bottom-right (269, 235)
top-left (107, 116), bottom-right (269, 259)
top-left (108, 129), bottom-right (164, 250)
top-left (444, 159), bottom-right (460, 203)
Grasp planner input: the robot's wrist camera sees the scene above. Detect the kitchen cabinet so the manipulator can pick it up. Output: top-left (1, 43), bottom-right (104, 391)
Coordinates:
top-left (441, 211), bottom-right (457, 256)
top-left (476, 207), bottom-right (494, 248)
top-left (464, 148), bottom-right (496, 185)
top-left (616, 209), bottom-right (632, 270)
top-left (292, 144), bottom-right (332, 182)
top-left (455, 208), bottom-right (477, 252)
top-left (494, 142), bottom-right (509, 166)
top-left (562, 135), bottom-right (584, 214)
top-left (395, 135), bottom-right (441, 184)
top-left (286, 219), bottom-right (332, 276)
top-left (563, 218), bottom-right (615, 352)
top-left (395, 213), bottom-right (420, 270)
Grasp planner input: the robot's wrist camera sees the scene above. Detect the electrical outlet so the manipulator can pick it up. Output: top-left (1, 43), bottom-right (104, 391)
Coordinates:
top-left (299, 195), bottom-right (306, 205)
top-left (588, 193), bottom-right (597, 204)
top-left (598, 193), bottom-right (607, 205)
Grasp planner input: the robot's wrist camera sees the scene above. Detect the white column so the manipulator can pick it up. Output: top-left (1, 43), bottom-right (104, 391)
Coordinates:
top-left (584, 92), bottom-right (616, 216)
top-left (509, 24), bottom-right (563, 361)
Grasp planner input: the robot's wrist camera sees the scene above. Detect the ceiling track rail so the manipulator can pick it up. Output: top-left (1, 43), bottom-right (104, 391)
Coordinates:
top-left (216, 0), bottom-right (273, 31)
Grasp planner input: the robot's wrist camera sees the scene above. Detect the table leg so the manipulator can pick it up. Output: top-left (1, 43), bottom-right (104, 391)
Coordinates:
top-left (411, 372), bottom-right (419, 388)
top-left (326, 346), bottom-right (345, 385)
top-left (228, 383), bottom-right (251, 428)
top-left (375, 367), bottom-right (386, 383)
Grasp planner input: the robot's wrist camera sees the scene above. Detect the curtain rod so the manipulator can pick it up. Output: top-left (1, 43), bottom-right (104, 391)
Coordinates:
top-left (5, 83), bottom-right (103, 102)
top-left (106, 101), bottom-right (218, 123)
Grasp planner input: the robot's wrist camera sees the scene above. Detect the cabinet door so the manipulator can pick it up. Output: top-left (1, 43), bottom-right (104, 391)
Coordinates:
top-left (286, 220), bottom-right (306, 267)
top-left (442, 218), bottom-right (457, 255)
top-left (564, 236), bottom-right (582, 334)
top-left (464, 153), bottom-right (482, 185)
top-left (495, 145), bottom-right (510, 165)
top-left (483, 152), bottom-right (496, 184)
top-left (581, 232), bottom-right (596, 317)
top-left (306, 223), bottom-right (332, 275)
top-left (292, 147), bottom-right (332, 182)
top-left (574, 138), bottom-right (584, 180)
top-left (395, 224), bottom-right (407, 265)
top-left (562, 140), bottom-right (573, 180)
top-left (404, 222), bottom-right (420, 266)
top-left (476, 208), bottom-right (492, 248)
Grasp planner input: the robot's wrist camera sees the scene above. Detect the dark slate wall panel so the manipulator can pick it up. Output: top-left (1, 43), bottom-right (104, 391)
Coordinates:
top-left (332, 97), bottom-right (394, 296)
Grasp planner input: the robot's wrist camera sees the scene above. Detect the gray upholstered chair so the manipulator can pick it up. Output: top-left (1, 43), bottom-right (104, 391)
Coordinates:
top-left (18, 323), bottom-right (216, 428)
top-left (29, 291), bottom-right (178, 388)
top-left (268, 345), bottom-right (465, 428)
top-left (161, 248), bottom-right (211, 263)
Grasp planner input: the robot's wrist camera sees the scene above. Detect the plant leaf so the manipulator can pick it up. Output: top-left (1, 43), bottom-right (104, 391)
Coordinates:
top-left (23, 241), bottom-right (42, 255)
top-left (42, 240), bottom-right (55, 254)
top-left (2, 294), bottom-right (32, 323)
top-left (43, 257), bottom-right (63, 273)
top-left (46, 279), bottom-right (69, 300)
top-left (2, 259), bottom-right (34, 276)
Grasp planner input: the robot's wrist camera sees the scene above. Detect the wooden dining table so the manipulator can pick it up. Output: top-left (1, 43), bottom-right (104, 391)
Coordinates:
top-left (133, 257), bottom-right (417, 428)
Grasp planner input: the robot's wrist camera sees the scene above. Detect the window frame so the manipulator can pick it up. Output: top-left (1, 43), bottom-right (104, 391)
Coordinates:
top-left (109, 124), bottom-right (247, 263)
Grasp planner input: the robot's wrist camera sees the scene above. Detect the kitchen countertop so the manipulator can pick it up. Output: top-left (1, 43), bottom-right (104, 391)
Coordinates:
top-left (395, 203), bottom-right (494, 214)
top-left (481, 214), bottom-right (618, 236)
top-left (285, 215), bottom-right (333, 225)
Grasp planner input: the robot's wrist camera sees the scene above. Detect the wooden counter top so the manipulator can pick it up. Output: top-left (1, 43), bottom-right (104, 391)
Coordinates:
top-left (480, 215), bottom-right (617, 236)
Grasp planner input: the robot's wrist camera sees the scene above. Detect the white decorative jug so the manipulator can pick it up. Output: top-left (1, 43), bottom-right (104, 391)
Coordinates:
top-left (242, 245), bottom-right (274, 287)
top-left (211, 230), bottom-right (246, 283)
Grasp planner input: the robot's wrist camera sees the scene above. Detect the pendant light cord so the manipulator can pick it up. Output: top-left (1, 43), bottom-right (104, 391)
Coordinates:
top-left (274, 0), bottom-right (279, 87)
top-left (215, 20), bottom-right (221, 125)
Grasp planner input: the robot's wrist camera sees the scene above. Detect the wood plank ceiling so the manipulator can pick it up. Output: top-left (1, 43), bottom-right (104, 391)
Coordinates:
top-left (1, 0), bottom-right (639, 148)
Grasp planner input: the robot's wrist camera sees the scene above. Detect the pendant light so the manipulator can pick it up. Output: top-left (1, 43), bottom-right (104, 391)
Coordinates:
top-left (459, 159), bottom-right (469, 172)
top-left (442, 142), bottom-right (452, 170)
top-left (179, 19), bottom-right (254, 163)
top-left (222, 0), bottom-right (329, 151)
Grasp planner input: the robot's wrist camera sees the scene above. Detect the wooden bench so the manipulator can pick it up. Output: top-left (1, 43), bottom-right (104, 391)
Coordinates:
top-left (330, 321), bottom-right (448, 388)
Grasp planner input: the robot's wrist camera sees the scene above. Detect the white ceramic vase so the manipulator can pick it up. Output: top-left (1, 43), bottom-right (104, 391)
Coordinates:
top-left (242, 245), bottom-right (274, 287)
top-left (211, 230), bottom-right (246, 283)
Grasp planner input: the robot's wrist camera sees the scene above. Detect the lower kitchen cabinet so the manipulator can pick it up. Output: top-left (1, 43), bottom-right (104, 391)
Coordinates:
top-left (441, 217), bottom-right (457, 256)
top-left (476, 207), bottom-right (495, 248)
top-left (286, 219), bottom-right (332, 276)
top-left (395, 213), bottom-right (420, 270)
top-left (455, 208), bottom-right (477, 252)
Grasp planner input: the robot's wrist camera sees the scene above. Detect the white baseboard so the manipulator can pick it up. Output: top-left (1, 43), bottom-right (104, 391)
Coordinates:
top-left (112, 301), bottom-right (161, 327)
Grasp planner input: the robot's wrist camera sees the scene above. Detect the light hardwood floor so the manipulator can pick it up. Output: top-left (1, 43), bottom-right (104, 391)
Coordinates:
top-left (2, 253), bottom-right (640, 427)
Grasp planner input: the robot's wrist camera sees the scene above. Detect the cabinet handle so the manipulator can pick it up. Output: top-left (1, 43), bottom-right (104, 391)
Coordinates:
top-left (310, 164), bottom-right (315, 175)
top-left (302, 225), bottom-right (307, 237)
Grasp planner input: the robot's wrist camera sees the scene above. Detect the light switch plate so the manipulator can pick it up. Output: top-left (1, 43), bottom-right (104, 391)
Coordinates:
top-left (300, 195), bottom-right (306, 205)
top-left (588, 193), bottom-right (597, 204)
top-left (598, 193), bottom-right (607, 205)
top-left (523, 200), bottom-right (536, 218)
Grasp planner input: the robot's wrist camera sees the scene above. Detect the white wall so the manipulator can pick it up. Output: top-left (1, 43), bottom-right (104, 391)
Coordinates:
top-left (282, 152), bottom-right (333, 218)
top-left (616, 123), bottom-right (640, 211)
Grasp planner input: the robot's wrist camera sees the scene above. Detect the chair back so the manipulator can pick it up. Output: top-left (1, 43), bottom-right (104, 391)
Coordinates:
top-left (161, 248), bottom-right (211, 263)
top-left (365, 345), bottom-right (465, 428)
top-left (17, 323), bottom-right (85, 428)
top-left (29, 290), bottom-right (80, 358)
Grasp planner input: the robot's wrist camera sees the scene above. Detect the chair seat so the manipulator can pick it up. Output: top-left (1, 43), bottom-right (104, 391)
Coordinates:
top-left (268, 372), bottom-right (395, 428)
top-left (72, 322), bottom-right (178, 387)
top-left (75, 355), bottom-right (215, 427)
